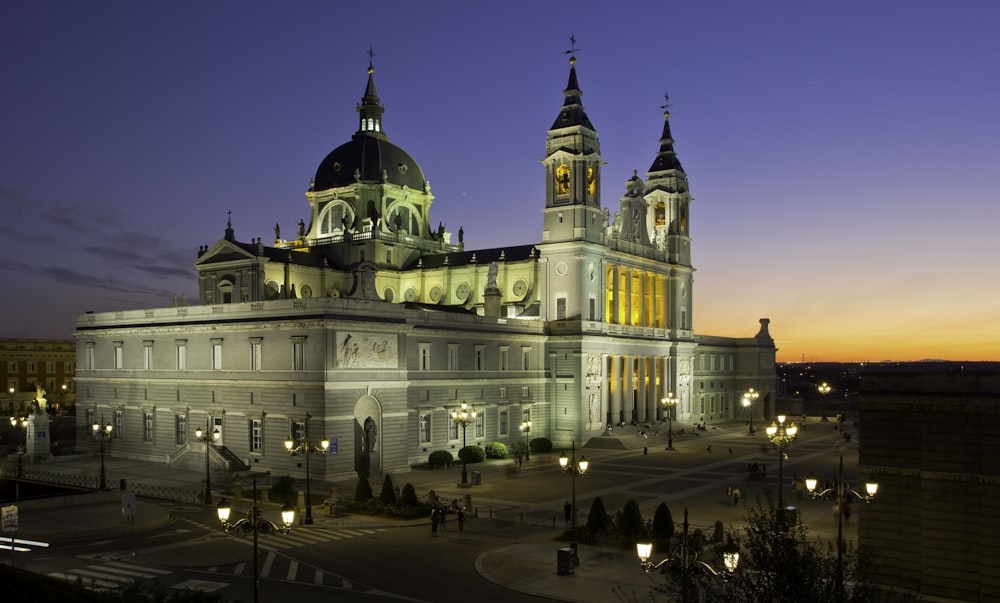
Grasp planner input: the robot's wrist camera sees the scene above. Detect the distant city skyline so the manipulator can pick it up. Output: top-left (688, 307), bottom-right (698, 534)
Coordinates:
top-left (2, 1), bottom-right (998, 363)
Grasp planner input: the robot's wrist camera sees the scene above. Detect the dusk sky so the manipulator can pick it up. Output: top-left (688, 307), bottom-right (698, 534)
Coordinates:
top-left (2, 1), bottom-right (998, 362)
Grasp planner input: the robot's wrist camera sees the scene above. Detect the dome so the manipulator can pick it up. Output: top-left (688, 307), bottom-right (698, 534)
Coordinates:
top-left (314, 133), bottom-right (426, 191)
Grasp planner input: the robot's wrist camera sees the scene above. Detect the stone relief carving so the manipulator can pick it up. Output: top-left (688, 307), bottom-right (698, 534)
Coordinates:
top-left (336, 332), bottom-right (397, 369)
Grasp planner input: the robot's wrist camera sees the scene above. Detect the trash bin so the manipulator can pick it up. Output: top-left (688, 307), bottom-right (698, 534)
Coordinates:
top-left (557, 547), bottom-right (576, 575)
top-left (780, 506), bottom-right (798, 525)
top-left (471, 471), bottom-right (482, 485)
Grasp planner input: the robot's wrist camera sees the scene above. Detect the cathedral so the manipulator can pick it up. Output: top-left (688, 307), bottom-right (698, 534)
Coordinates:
top-left (74, 54), bottom-right (777, 481)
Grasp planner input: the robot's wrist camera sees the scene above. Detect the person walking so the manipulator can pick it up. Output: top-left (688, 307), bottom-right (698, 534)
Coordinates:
top-left (457, 508), bottom-right (465, 532)
top-left (733, 486), bottom-right (741, 506)
top-left (431, 507), bottom-right (440, 537)
top-left (439, 506), bottom-right (447, 531)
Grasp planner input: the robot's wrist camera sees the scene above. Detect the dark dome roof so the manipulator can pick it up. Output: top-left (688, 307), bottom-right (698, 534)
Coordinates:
top-left (314, 133), bottom-right (426, 191)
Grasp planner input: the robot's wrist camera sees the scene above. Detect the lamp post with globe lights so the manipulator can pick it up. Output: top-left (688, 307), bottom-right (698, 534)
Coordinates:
top-left (451, 401), bottom-right (477, 486)
top-left (217, 474), bottom-right (295, 603)
top-left (559, 440), bottom-right (589, 556)
top-left (661, 393), bottom-right (677, 451)
top-left (284, 413), bottom-right (330, 524)
top-left (91, 416), bottom-right (113, 490)
top-left (742, 388), bottom-right (759, 435)
top-left (806, 455), bottom-right (879, 603)
top-left (9, 413), bottom-right (28, 478)
top-left (765, 415), bottom-right (797, 515)
top-left (194, 421), bottom-right (220, 504)
top-left (520, 420), bottom-right (531, 460)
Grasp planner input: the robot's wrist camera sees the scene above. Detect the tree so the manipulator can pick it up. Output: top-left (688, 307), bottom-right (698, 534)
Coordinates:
top-left (638, 494), bottom-right (875, 603)
top-left (651, 502), bottom-right (674, 548)
top-left (586, 496), bottom-right (609, 538)
top-left (619, 499), bottom-right (645, 542)
top-left (379, 473), bottom-right (396, 504)
top-left (354, 473), bottom-right (373, 502)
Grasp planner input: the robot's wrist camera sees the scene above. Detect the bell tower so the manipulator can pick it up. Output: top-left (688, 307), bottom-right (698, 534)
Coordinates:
top-left (541, 52), bottom-right (606, 244)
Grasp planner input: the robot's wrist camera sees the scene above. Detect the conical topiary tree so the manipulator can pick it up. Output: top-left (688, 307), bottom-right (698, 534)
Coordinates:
top-left (400, 483), bottom-right (419, 507)
top-left (620, 499), bottom-right (645, 542)
top-left (586, 496), bottom-right (609, 538)
top-left (651, 501), bottom-right (675, 548)
top-left (355, 473), bottom-right (373, 502)
top-left (379, 474), bottom-right (396, 504)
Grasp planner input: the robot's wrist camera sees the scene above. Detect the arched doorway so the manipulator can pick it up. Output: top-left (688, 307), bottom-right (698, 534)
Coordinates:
top-left (354, 395), bottom-right (382, 477)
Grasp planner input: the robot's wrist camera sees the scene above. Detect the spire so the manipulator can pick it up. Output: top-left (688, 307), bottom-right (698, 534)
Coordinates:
top-left (224, 209), bottom-right (235, 241)
top-left (550, 36), bottom-right (595, 131)
top-left (648, 90), bottom-right (684, 173)
top-left (356, 46), bottom-right (388, 140)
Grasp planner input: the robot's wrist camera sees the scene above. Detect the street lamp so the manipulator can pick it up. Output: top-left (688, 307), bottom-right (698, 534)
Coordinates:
top-left (284, 413), bottom-right (329, 525)
top-left (637, 508), bottom-right (740, 576)
top-left (520, 420), bottom-right (531, 460)
top-left (806, 454), bottom-right (879, 603)
top-left (217, 474), bottom-right (295, 603)
top-left (742, 388), bottom-right (759, 435)
top-left (765, 414), bottom-right (798, 515)
top-left (91, 416), bottom-right (113, 490)
top-left (451, 401), bottom-right (477, 485)
top-left (195, 421), bottom-right (220, 504)
top-left (9, 413), bottom-right (28, 478)
top-left (7, 387), bottom-right (14, 415)
top-left (661, 393), bottom-right (677, 451)
top-left (559, 440), bottom-right (589, 557)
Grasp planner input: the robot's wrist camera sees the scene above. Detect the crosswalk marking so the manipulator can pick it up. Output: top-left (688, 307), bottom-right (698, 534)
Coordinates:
top-left (287, 559), bottom-right (298, 581)
top-left (48, 560), bottom-right (172, 592)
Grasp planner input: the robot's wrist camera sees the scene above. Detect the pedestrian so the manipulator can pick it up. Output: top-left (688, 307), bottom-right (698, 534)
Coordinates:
top-left (706, 445), bottom-right (712, 453)
top-left (457, 508), bottom-right (465, 532)
top-left (728, 448), bottom-right (733, 455)
top-left (516, 452), bottom-right (522, 467)
top-left (439, 506), bottom-right (447, 531)
top-left (726, 484), bottom-right (733, 505)
top-left (431, 507), bottom-right (439, 537)
top-left (733, 486), bottom-right (741, 506)
top-left (564, 500), bottom-right (572, 524)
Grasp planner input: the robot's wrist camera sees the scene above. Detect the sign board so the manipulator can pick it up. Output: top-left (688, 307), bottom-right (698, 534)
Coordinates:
top-left (2, 505), bottom-right (18, 533)
top-left (122, 493), bottom-right (136, 519)
top-left (329, 437), bottom-right (338, 454)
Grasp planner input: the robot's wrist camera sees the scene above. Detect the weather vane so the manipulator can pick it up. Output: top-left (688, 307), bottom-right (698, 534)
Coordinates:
top-left (565, 33), bottom-right (580, 55)
top-left (660, 90), bottom-right (671, 111)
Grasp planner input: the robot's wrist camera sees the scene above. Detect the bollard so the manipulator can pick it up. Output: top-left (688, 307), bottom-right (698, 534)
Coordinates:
top-left (552, 515), bottom-right (556, 527)
top-left (644, 447), bottom-right (648, 455)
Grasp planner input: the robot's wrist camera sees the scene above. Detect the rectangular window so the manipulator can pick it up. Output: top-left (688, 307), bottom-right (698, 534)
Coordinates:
top-left (292, 420), bottom-right (305, 446)
top-left (521, 347), bottom-right (530, 370)
top-left (87, 408), bottom-right (95, 431)
top-left (292, 337), bottom-right (306, 371)
top-left (499, 408), bottom-right (508, 435)
top-left (176, 340), bottom-right (187, 370)
top-left (419, 343), bottom-right (431, 371)
top-left (212, 340), bottom-right (223, 370)
top-left (522, 386), bottom-right (529, 398)
top-left (522, 408), bottom-right (531, 426)
top-left (448, 416), bottom-right (458, 440)
top-left (85, 344), bottom-right (95, 370)
top-left (65, 361), bottom-right (73, 372)
top-left (475, 414), bottom-right (484, 438)
top-left (498, 346), bottom-right (509, 371)
top-left (113, 344), bottom-right (123, 370)
top-left (499, 387), bottom-right (507, 398)
top-left (475, 346), bottom-right (484, 371)
top-left (28, 362), bottom-right (36, 373)
top-left (143, 342), bottom-right (153, 370)
top-left (556, 297), bottom-right (567, 320)
top-left (250, 339), bottom-right (262, 371)
top-left (114, 410), bottom-right (124, 439)
top-left (419, 413), bottom-right (431, 443)
top-left (47, 362), bottom-right (55, 372)
top-left (176, 414), bottom-right (187, 444)
top-left (447, 344), bottom-right (459, 371)
top-left (250, 419), bottom-right (262, 451)
top-left (7, 362), bottom-right (15, 372)
top-left (144, 412), bottom-right (154, 442)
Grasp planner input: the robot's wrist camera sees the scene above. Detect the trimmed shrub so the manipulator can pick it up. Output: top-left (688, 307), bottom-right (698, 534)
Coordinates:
top-left (619, 499), bottom-right (645, 541)
top-left (399, 483), bottom-right (419, 507)
top-left (379, 474), bottom-right (396, 504)
top-left (529, 437), bottom-right (553, 453)
top-left (651, 501), bottom-right (674, 548)
top-left (586, 496), bottom-right (609, 538)
top-left (484, 441), bottom-right (509, 459)
top-left (458, 445), bottom-right (486, 464)
top-left (269, 475), bottom-right (296, 505)
top-left (355, 473), bottom-right (373, 502)
top-left (428, 450), bottom-right (454, 468)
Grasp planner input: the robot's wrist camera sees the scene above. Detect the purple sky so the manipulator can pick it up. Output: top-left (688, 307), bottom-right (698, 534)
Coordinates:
top-left (2, 1), bottom-right (998, 362)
